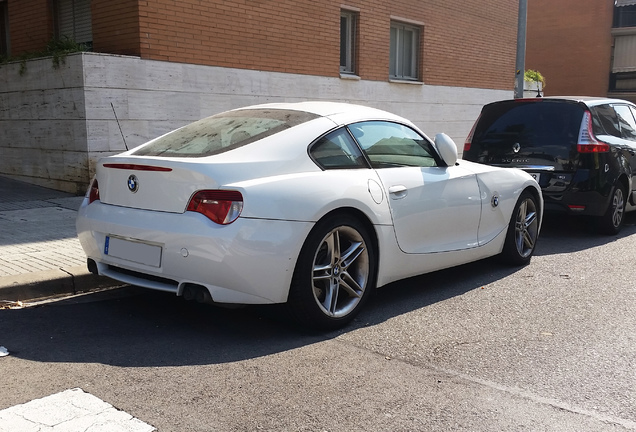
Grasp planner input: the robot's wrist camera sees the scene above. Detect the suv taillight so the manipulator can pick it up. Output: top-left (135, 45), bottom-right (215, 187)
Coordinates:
top-left (463, 114), bottom-right (481, 153)
top-left (187, 190), bottom-right (243, 225)
top-left (87, 177), bottom-right (100, 204)
top-left (577, 111), bottom-right (610, 153)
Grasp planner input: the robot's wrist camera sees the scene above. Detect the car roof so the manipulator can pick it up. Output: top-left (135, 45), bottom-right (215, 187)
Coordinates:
top-left (232, 101), bottom-right (403, 120)
top-left (540, 96), bottom-right (636, 107)
top-left (488, 96), bottom-right (634, 108)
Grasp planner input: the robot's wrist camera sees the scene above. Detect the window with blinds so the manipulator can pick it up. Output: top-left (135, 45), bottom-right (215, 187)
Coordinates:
top-left (0, 0), bottom-right (8, 57)
top-left (390, 22), bottom-right (420, 81)
top-left (614, 4), bottom-right (636, 27)
top-left (56, 0), bottom-right (92, 47)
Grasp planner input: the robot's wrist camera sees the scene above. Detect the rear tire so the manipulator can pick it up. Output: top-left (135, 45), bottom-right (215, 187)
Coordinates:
top-left (597, 183), bottom-right (626, 235)
top-left (501, 191), bottom-right (540, 266)
top-left (287, 214), bottom-right (376, 331)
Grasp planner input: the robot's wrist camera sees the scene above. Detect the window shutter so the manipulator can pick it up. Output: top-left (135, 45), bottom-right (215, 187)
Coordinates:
top-left (613, 34), bottom-right (636, 72)
top-left (57, 0), bottom-right (92, 45)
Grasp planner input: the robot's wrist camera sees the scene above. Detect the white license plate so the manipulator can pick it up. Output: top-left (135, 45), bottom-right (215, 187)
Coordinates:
top-left (104, 236), bottom-right (162, 268)
top-left (529, 172), bottom-right (541, 182)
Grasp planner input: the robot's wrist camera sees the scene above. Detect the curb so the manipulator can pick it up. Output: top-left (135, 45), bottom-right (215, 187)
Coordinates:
top-left (0, 266), bottom-right (122, 302)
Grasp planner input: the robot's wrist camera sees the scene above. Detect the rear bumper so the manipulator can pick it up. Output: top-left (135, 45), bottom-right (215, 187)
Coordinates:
top-left (76, 198), bottom-right (314, 304)
top-left (543, 188), bottom-right (611, 216)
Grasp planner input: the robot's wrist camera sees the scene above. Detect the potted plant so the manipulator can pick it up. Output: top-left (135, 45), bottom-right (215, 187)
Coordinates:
top-left (524, 70), bottom-right (546, 97)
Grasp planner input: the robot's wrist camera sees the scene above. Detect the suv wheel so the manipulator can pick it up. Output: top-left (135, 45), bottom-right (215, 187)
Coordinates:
top-left (598, 183), bottom-right (626, 235)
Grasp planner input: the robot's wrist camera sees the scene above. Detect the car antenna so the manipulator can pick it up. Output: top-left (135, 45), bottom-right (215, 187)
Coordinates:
top-left (111, 103), bottom-right (129, 151)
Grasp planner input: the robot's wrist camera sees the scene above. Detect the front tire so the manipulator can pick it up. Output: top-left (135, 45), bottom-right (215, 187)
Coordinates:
top-left (501, 191), bottom-right (539, 266)
top-left (287, 214), bottom-right (376, 330)
top-left (597, 183), bottom-right (626, 235)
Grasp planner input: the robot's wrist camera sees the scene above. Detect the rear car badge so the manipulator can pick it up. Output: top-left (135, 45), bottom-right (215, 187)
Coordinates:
top-left (127, 175), bottom-right (139, 193)
top-left (512, 143), bottom-right (521, 153)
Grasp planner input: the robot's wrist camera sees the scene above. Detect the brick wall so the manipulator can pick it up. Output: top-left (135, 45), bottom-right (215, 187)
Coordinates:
top-left (526, 0), bottom-right (613, 96)
top-left (92, 0), bottom-right (141, 56)
top-left (136, 0), bottom-right (339, 76)
top-left (134, 0), bottom-right (517, 90)
top-left (6, 0), bottom-right (54, 54)
top-left (4, 1), bottom-right (517, 91)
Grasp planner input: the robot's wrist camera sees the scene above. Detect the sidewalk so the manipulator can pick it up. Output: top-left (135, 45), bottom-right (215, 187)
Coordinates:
top-left (0, 176), bottom-right (120, 303)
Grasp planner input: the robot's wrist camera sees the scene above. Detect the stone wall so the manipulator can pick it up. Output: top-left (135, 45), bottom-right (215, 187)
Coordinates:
top-left (0, 52), bottom-right (511, 193)
top-left (0, 54), bottom-right (88, 193)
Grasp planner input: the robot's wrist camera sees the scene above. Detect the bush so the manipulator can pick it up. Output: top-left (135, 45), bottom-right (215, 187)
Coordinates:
top-left (1, 36), bottom-right (89, 75)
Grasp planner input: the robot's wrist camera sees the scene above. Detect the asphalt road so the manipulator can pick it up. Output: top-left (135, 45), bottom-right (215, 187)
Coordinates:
top-left (2, 213), bottom-right (636, 431)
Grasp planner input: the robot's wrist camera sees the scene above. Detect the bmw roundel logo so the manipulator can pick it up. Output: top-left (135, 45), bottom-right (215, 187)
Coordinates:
top-left (491, 193), bottom-right (500, 208)
top-left (512, 142), bottom-right (521, 153)
top-left (127, 175), bottom-right (139, 193)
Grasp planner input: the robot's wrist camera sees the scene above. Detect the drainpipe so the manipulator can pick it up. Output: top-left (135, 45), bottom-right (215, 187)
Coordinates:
top-left (514, 0), bottom-right (528, 99)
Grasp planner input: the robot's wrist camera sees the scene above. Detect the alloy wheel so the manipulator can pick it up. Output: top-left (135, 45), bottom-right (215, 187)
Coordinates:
top-left (311, 226), bottom-right (369, 318)
top-left (514, 197), bottom-right (539, 258)
top-left (611, 187), bottom-right (625, 228)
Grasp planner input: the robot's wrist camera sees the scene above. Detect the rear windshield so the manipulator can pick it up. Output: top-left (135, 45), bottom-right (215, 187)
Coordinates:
top-left (472, 100), bottom-right (585, 151)
top-left (133, 109), bottom-right (320, 158)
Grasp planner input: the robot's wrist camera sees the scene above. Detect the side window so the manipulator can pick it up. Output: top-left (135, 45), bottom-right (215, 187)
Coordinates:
top-left (630, 106), bottom-right (636, 137)
top-left (348, 121), bottom-right (439, 168)
top-left (614, 104), bottom-right (636, 141)
top-left (310, 128), bottom-right (367, 169)
top-left (592, 105), bottom-right (621, 138)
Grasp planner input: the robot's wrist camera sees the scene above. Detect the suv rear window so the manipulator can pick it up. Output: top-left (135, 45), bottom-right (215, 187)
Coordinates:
top-left (471, 100), bottom-right (585, 152)
top-left (133, 109), bottom-right (320, 158)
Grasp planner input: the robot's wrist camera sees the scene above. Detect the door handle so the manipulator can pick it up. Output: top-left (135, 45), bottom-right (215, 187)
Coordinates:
top-left (388, 185), bottom-right (408, 199)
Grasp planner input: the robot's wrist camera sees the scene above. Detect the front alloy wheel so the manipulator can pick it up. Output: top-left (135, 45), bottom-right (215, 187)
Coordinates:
top-left (502, 191), bottom-right (539, 265)
top-left (288, 215), bottom-right (376, 330)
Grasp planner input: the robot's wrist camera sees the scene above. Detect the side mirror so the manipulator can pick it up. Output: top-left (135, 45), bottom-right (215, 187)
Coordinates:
top-left (434, 133), bottom-right (458, 166)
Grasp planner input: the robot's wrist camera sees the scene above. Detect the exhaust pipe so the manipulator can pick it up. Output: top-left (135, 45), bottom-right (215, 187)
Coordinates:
top-left (182, 284), bottom-right (214, 304)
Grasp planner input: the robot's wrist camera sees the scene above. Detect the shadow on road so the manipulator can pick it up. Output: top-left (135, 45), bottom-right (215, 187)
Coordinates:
top-left (2, 211), bottom-right (635, 368)
top-left (0, 256), bottom-right (515, 367)
top-left (534, 211), bottom-right (636, 256)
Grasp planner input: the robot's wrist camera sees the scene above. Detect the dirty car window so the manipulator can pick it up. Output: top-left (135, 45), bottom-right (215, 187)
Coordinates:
top-left (133, 109), bottom-right (320, 158)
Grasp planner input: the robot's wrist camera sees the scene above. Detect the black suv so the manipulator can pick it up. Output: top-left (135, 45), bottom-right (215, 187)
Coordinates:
top-left (463, 97), bottom-right (636, 234)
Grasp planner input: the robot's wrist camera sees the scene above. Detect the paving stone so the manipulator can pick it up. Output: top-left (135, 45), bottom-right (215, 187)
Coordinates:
top-left (0, 175), bottom-right (121, 301)
top-left (0, 388), bottom-right (155, 432)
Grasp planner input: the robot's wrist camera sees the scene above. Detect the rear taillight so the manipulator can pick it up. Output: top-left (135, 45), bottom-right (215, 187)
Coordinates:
top-left (187, 190), bottom-right (243, 225)
top-left (577, 111), bottom-right (610, 153)
top-left (87, 177), bottom-right (100, 204)
top-left (463, 114), bottom-right (480, 153)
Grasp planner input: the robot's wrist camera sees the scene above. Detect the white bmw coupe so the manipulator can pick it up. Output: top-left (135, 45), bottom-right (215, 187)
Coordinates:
top-left (77, 101), bottom-right (542, 330)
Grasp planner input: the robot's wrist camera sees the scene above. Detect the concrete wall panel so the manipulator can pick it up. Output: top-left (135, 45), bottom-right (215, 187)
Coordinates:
top-left (1, 52), bottom-right (511, 194)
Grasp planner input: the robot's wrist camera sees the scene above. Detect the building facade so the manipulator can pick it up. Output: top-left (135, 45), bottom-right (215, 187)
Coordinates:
top-left (610, 1), bottom-right (636, 100)
top-left (0, 0), bottom-right (518, 193)
top-left (526, 0), bottom-right (636, 102)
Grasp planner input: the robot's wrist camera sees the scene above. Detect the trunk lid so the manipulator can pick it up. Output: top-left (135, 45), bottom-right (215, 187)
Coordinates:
top-left (96, 157), bottom-right (221, 213)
